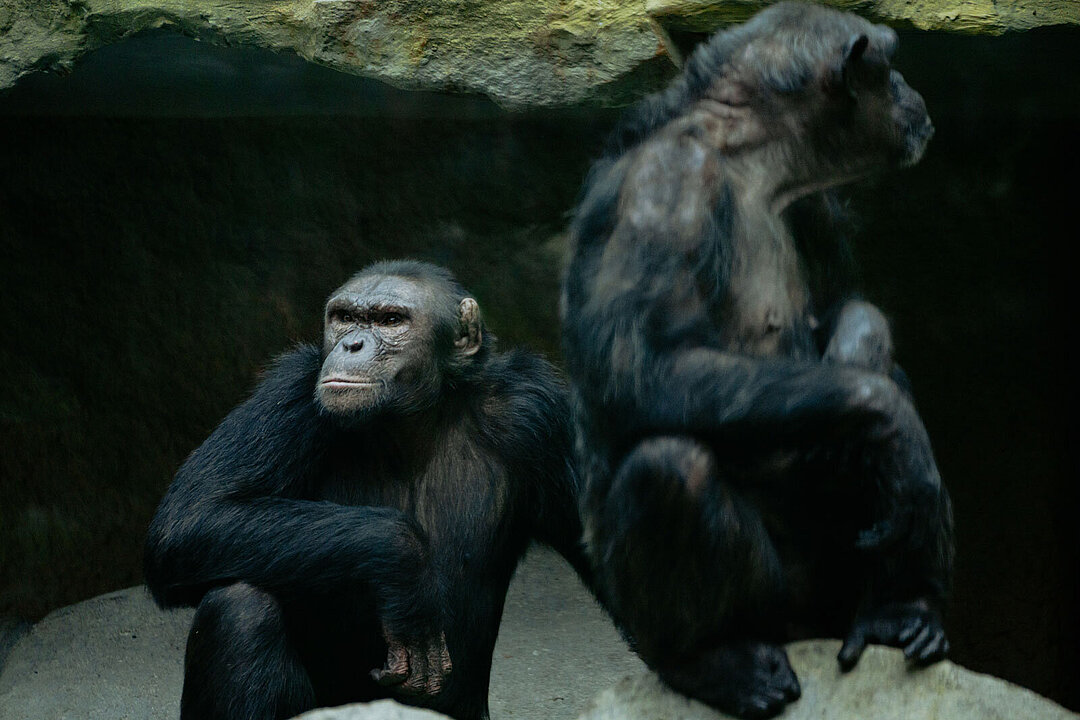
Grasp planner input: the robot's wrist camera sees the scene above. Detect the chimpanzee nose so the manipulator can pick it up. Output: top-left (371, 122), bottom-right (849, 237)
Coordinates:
top-left (344, 338), bottom-right (364, 352)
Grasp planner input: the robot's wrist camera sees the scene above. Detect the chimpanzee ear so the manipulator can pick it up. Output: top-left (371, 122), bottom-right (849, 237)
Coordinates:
top-left (838, 33), bottom-right (869, 97)
top-left (455, 298), bottom-right (482, 357)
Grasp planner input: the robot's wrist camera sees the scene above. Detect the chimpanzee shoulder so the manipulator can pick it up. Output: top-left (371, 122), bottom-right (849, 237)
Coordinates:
top-left (211, 343), bottom-right (324, 433)
top-left (473, 348), bottom-right (571, 464)
top-left (472, 348), bottom-right (585, 576)
top-left (177, 344), bottom-right (329, 495)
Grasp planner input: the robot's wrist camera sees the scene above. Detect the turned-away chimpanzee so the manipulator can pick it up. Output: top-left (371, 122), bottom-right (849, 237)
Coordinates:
top-left (560, 3), bottom-right (954, 718)
top-left (145, 260), bottom-right (586, 720)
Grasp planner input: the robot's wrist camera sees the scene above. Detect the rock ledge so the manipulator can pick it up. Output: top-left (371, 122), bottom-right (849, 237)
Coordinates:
top-left (2, 0), bottom-right (1076, 106)
top-left (579, 640), bottom-right (1078, 720)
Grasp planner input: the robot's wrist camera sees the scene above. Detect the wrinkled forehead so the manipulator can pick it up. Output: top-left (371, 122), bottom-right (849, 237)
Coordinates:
top-left (329, 273), bottom-right (434, 308)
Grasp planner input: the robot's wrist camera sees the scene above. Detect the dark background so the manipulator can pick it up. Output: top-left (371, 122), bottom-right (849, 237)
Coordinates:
top-left (0, 26), bottom-right (1076, 710)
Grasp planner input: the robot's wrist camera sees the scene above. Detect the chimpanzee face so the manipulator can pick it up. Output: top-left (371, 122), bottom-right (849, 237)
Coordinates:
top-left (832, 26), bottom-right (934, 169)
top-left (887, 68), bottom-right (934, 167)
top-left (786, 20), bottom-right (933, 179)
top-left (316, 274), bottom-right (445, 421)
top-left (696, 4), bottom-right (933, 199)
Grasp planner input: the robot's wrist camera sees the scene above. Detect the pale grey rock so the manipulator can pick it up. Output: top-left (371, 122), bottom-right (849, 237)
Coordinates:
top-left (0, 0), bottom-right (677, 107)
top-left (578, 640), bottom-right (1079, 720)
top-left (0, 619), bottom-right (29, 677)
top-left (295, 699), bottom-right (450, 720)
top-left (0, 587), bottom-right (191, 720)
top-left (0, 548), bottom-right (639, 720)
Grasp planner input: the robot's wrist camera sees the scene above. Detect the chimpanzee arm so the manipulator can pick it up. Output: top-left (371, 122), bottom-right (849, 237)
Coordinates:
top-left (639, 349), bottom-right (906, 440)
top-left (144, 345), bottom-right (439, 633)
top-left (787, 195), bottom-right (917, 397)
top-left (481, 352), bottom-right (593, 585)
top-left (531, 457), bottom-right (593, 587)
top-left (564, 139), bottom-right (932, 469)
top-left (568, 255), bottom-right (915, 446)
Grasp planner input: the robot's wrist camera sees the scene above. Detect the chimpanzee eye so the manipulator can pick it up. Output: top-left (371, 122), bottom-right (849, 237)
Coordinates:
top-left (382, 313), bottom-right (404, 327)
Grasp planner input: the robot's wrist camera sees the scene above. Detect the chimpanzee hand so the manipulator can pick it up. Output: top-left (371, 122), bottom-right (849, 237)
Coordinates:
top-left (838, 599), bottom-right (949, 671)
top-left (371, 624), bottom-right (453, 697)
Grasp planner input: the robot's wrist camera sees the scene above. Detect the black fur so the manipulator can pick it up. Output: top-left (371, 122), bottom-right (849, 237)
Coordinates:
top-left (561, 4), bottom-right (953, 719)
top-left (145, 261), bottom-right (586, 720)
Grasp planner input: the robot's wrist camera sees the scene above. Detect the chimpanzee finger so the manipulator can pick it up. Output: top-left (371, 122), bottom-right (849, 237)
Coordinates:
top-left (424, 645), bottom-right (448, 695)
top-left (912, 632), bottom-right (949, 665)
top-left (439, 633), bottom-right (453, 675)
top-left (425, 671), bottom-right (445, 696)
top-left (371, 643), bottom-right (410, 686)
top-left (371, 665), bottom-right (408, 687)
top-left (902, 625), bottom-right (933, 659)
top-left (897, 616), bottom-right (924, 644)
top-left (837, 632), bottom-right (868, 671)
top-left (400, 669), bottom-right (428, 696)
top-left (441, 646), bottom-right (453, 675)
top-left (743, 688), bottom-right (788, 720)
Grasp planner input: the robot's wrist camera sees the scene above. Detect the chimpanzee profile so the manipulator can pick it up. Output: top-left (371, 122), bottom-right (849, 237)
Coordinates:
top-left (145, 260), bottom-right (586, 720)
top-left (561, 3), bottom-right (954, 718)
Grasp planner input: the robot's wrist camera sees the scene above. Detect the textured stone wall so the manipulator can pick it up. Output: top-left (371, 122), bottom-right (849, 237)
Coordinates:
top-left (2, 0), bottom-right (1077, 106)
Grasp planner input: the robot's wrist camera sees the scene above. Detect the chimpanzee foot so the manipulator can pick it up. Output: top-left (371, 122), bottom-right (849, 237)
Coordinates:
top-left (839, 598), bottom-right (949, 671)
top-left (659, 641), bottom-right (801, 720)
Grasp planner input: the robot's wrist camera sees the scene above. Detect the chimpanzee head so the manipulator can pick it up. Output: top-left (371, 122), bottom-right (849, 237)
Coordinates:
top-left (677, 2), bottom-right (933, 199)
top-left (315, 260), bottom-right (486, 422)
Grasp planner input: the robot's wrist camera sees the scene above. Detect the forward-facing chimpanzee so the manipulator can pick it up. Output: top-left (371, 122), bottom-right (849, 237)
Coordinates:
top-left (560, 3), bottom-right (954, 718)
top-left (145, 260), bottom-right (586, 720)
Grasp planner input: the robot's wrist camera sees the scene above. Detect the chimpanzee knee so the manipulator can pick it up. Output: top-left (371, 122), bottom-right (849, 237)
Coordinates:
top-left (614, 436), bottom-right (716, 502)
top-left (823, 300), bottom-right (894, 373)
top-left (183, 583), bottom-right (314, 720)
top-left (595, 437), bottom-right (782, 659)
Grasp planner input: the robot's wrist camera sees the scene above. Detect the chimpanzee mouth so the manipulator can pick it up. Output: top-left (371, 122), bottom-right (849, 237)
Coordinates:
top-left (901, 117), bottom-right (935, 167)
top-left (321, 378), bottom-right (379, 389)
